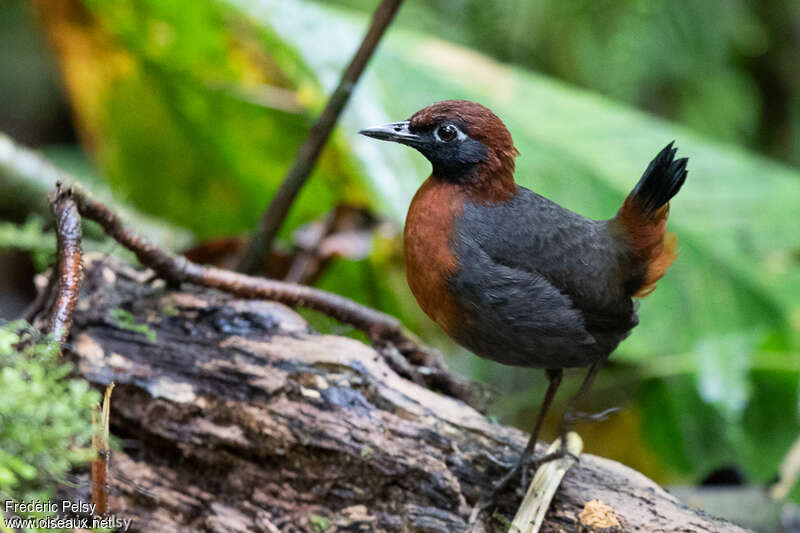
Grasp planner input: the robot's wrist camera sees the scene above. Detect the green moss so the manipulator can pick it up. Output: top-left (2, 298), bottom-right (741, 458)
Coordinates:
top-left (0, 321), bottom-right (100, 509)
top-left (359, 445), bottom-right (374, 458)
top-left (309, 514), bottom-right (329, 532)
top-left (109, 308), bottom-right (157, 343)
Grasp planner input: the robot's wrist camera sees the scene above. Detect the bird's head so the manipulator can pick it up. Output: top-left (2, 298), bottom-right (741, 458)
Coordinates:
top-left (360, 100), bottom-right (519, 200)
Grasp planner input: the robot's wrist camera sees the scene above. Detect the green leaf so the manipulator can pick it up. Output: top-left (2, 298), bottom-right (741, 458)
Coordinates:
top-left (641, 376), bottom-right (733, 476)
top-left (0, 466), bottom-right (18, 488)
top-left (0, 328), bottom-right (20, 356)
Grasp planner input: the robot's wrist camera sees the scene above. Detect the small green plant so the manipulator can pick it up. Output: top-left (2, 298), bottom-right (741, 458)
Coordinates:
top-left (309, 514), bottom-right (329, 532)
top-left (0, 321), bottom-right (100, 506)
top-left (109, 308), bottom-right (157, 343)
top-left (491, 510), bottom-right (513, 530)
top-left (359, 445), bottom-right (374, 458)
top-left (0, 217), bottom-right (55, 271)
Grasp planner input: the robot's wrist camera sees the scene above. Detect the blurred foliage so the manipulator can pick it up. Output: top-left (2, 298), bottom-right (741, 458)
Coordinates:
top-left (2, 0), bottom-right (798, 500)
top-left (0, 214), bottom-right (140, 272)
top-left (0, 321), bottom-right (99, 509)
top-left (328, 0), bottom-right (800, 167)
top-left (0, 217), bottom-right (55, 271)
top-left (0, 0), bottom-right (73, 147)
top-left (33, 0), bottom-right (369, 240)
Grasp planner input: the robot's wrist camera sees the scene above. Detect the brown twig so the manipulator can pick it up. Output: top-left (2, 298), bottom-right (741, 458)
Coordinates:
top-left (236, 0), bottom-right (405, 274)
top-left (47, 186), bottom-right (84, 343)
top-left (69, 186), bottom-right (403, 340)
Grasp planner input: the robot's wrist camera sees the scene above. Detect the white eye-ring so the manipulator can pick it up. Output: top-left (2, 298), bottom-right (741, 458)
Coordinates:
top-left (435, 124), bottom-right (465, 143)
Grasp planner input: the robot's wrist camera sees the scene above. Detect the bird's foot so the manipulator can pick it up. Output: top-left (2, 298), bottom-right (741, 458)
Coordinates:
top-left (478, 440), bottom-right (574, 513)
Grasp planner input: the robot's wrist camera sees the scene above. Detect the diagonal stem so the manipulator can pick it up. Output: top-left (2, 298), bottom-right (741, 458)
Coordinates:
top-left (236, 0), bottom-right (405, 274)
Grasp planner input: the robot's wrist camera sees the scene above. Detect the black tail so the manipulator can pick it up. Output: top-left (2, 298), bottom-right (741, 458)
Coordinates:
top-left (629, 141), bottom-right (688, 215)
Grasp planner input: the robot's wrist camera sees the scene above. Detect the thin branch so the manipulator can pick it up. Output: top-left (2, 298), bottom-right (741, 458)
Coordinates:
top-left (236, 0), bottom-right (405, 274)
top-left (283, 208), bottom-right (337, 283)
top-left (67, 184), bottom-right (402, 340)
top-left (47, 186), bottom-right (84, 343)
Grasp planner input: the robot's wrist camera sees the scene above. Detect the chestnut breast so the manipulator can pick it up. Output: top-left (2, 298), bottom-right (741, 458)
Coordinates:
top-left (403, 177), bottom-right (465, 337)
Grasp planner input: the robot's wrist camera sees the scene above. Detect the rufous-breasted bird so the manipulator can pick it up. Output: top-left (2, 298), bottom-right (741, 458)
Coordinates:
top-left (360, 100), bottom-right (688, 494)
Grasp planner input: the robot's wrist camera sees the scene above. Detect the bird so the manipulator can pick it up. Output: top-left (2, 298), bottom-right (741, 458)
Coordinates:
top-left (359, 99), bottom-right (688, 496)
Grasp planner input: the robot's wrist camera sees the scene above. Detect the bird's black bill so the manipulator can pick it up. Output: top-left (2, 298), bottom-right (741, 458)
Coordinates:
top-left (359, 121), bottom-right (422, 146)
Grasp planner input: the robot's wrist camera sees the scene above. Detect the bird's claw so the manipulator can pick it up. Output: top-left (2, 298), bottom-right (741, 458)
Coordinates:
top-left (484, 445), bottom-right (567, 506)
top-left (564, 406), bottom-right (620, 425)
top-left (566, 451), bottom-right (581, 463)
top-left (489, 460), bottom-right (523, 500)
top-left (480, 451), bottom-right (515, 469)
top-left (477, 433), bottom-right (585, 521)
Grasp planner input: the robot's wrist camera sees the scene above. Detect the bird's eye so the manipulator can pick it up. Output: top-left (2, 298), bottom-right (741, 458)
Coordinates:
top-left (436, 124), bottom-right (458, 142)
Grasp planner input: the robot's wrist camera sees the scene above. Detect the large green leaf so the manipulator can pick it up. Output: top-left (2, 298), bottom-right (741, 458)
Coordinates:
top-left (63, 0), bottom-right (372, 239)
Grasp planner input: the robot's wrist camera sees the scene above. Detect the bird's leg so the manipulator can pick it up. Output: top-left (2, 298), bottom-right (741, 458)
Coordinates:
top-left (549, 360), bottom-right (604, 461)
top-left (487, 362), bottom-right (604, 505)
top-left (487, 368), bottom-right (563, 499)
top-left (482, 361), bottom-right (606, 512)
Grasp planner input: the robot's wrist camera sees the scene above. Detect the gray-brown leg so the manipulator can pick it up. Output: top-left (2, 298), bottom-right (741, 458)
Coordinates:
top-left (556, 360), bottom-right (603, 444)
top-left (541, 360), bottom-right (610, 466)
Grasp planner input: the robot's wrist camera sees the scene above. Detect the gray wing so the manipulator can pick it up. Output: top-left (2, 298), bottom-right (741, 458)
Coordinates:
top-left (448, 232), bottom-right (600, 368)
top-left (455, 187), bottom-right (635, 327)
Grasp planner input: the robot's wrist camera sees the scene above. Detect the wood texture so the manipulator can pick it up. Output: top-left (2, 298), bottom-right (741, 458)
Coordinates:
top-left (58, 255), bottom-right (751, 533)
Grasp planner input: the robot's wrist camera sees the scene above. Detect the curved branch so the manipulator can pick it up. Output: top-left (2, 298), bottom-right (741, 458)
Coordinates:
top-left (47, 185), bottom-right (84, 343)
top-left (66, 185), bottom-right (402, 340)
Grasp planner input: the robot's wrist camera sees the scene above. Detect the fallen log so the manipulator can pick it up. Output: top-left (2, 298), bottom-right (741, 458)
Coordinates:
top-left (56, 255), bottom-right (750, 532)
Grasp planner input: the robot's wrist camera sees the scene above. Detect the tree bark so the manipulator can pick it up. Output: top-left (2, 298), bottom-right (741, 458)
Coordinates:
top-left (57, 255), bottom-right (751, 533)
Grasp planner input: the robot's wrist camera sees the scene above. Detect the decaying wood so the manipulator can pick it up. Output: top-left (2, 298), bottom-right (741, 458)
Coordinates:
top-left (56, 255), bottom-right (750, 533)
